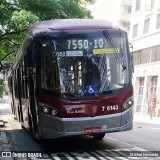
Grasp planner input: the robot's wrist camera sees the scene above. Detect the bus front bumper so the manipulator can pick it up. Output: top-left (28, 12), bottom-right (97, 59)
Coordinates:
top-left (38, 108), bottom-right (133, 139)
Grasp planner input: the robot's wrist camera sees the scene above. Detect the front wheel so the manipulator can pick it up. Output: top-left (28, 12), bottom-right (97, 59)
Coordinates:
top-left (28, 114), bottom-right (43, 143)
top-left (33, 122), bottom-right (44, 143)
top-left (93, 133), bottom-right (105, 140)
top-left (34, 131), bottom-right (43, 143)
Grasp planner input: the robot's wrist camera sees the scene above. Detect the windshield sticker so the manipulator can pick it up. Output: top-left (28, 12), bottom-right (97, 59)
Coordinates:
top-left (86, 85), bottom-right (96, 94)
top-left (66, 51), bottom-right (83, 57)
top-left (93, 48), bottom-right (120, 55)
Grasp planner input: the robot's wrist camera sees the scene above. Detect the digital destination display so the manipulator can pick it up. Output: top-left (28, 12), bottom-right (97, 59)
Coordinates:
top-left (66, 39), bottom-right (106, 50)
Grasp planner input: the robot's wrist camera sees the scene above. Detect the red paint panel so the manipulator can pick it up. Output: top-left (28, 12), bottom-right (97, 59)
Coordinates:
top-left (36, 87), bottom-right (133, 118)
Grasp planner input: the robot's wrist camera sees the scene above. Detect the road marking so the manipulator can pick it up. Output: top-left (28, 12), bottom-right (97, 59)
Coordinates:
top-left (145, 128), bottom-right (160, 130)
top-left (27, 148), bottom-right (160, 160)
top-left (105, 136), bottom-right (147, 150)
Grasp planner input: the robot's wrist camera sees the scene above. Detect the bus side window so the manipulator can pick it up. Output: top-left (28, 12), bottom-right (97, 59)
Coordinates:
top-left (20, 60), bottom-right (28, 98)
top-left (15, 70), bottom-right (19, 98)
top-left (26, 44), bottom-right (35, 68)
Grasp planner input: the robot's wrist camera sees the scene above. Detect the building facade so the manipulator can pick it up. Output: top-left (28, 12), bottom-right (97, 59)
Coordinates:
top-left (129, 0), bottom-right (160, 116)
top-left (118, 0), bottom-right (132, 32)
top-left (87, 0), bottom-right (132, 32)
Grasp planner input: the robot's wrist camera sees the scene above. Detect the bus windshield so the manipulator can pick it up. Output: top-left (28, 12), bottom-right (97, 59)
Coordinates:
top-left (36, 30), bottom-right (130, 98)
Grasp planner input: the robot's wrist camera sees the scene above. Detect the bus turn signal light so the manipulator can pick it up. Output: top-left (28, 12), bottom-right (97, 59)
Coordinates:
top-left (51, 109), bottom-right (58, 116)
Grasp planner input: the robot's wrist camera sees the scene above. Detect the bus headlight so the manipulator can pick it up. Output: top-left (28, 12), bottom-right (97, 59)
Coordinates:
top-left (122, 97), bottom-right (134, 111)
top-left (39, 103), bottom-right (60, 117)
top-left (43, 106), bottom-right (49, 113)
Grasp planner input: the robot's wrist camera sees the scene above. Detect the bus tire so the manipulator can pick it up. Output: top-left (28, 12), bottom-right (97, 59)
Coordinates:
top-left (28, 113), bottom-right (33, 133)
top-left (93, 133), bottom-right (105, 140)
top-left (34, 133), bottom-right (42, 143)
top-left (34, 123), bottom-right (44, 143)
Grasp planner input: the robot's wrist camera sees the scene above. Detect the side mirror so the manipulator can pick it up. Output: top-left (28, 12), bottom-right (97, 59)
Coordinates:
top-left (129, 43), bottom-right (134, 72)
top-left (129, 43), bottom-right (133, 54)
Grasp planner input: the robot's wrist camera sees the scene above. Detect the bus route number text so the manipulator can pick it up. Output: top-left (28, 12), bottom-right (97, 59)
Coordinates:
top-left (67, 39), bottom-right (106, 50)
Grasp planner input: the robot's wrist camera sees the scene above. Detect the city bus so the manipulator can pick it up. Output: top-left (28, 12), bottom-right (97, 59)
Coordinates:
top-left (8, 19), bottom-right (134, 142)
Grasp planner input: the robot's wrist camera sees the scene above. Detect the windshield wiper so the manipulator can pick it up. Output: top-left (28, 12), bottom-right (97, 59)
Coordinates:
top-left (102, 31), bottom-right (126, 71)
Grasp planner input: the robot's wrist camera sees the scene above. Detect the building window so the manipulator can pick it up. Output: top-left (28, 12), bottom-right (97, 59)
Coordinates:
top-left (151, 76), bottom-right (157, 95)
top-left (123, 22), bottom-right (130, 31)
top-left (145, 0), bottom-right (155, 12)
top-left (132, 24), bottom-right (138, 38)
top-left (135, 0), bottom-right (141, 11)
top-left (133, 51), bottom-right (141, 65)
top-left (134, 45), bottom-right (160, 65)
top-left (122, 5), bottom-right (132, 13)
top-left (156, 14), bottom-right (160, 29)
top-left (143, 18), bottom-right (150, 34)
top-left (136, 77), bottom-right (144, 112)
top-left (151, 45), bottom-right (160, 62)
top-left (127, 6), bottom-right (132, 13)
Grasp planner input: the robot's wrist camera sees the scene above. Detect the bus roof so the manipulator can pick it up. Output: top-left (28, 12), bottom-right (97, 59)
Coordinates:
top-left (28, 19), bottom-right (114, 35)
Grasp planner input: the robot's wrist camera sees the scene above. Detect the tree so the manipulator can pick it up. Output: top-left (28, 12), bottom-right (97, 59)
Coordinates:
top-left (18, 0), bottom-right (95, 20)
top-left (0, 9), bottom-right (39, 61)
top-left (0, 0), bottom-right (95, 71)
top-left (0, 1), bottom-right (39, 70)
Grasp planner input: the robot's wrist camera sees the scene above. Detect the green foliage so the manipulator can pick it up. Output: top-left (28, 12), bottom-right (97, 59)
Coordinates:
top-left (0, 0), bottom-right (95, 71)
top-left (0, 79), bottom-right (6, 98)
top-left (10, 10), bottom-right (39, 30)
top-left (18, 0), bottom-right (95, 20)
top-left (0, 1), bottom-right (40, 64)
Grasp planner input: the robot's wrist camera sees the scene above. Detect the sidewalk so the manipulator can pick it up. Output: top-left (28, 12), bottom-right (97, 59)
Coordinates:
top-left (0, 118), bottom-right (12, 151)
top-left (134, 113), bottom-right (160, 125)
top-left (0, 96), bottom-right (13, 160)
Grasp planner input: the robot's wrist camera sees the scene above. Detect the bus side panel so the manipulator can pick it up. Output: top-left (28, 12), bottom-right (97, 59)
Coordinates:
top-left (8, 71), bottom-right (19, 121)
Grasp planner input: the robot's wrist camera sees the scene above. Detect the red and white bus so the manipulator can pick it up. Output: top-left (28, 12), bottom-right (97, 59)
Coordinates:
top-left (8, 19), bottom-right (134, 141)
